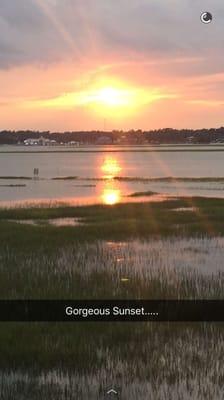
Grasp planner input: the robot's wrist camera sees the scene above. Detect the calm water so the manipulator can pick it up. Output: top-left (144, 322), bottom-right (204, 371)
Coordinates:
top-left (1, 145), bottom-right (224, 205)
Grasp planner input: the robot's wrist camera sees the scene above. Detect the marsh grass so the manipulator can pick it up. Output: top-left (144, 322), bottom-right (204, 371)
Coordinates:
top-left (0, 198), bottom-right (224, 300)
top-left (127, 190), bottom-right (158, 197)
top-left (0, 198), bottom-right (223, 398)
top-left (0, 323), bottom-right (223, 399)
top-left (0, 176), bottom-right (32, 180)
top-left (2, 197), bottom-right (224, 249)
top-left (2, 175), bottom-right (224, 183)
top-left (0, 238), bottom-right (223, 299)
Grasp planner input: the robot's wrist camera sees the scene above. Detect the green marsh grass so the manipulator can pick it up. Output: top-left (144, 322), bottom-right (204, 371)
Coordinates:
top-left (0, 198), bottom-right (223, 399)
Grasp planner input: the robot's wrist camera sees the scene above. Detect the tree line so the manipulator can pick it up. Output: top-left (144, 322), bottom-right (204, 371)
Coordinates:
top-left (0, 127), bottom-right (224, 145)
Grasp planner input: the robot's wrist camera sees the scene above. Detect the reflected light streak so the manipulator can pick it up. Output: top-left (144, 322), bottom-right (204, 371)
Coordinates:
top-left (102, 188), bottom-right (121, 205)
top-left (101, 156), bottom-right (122, 178)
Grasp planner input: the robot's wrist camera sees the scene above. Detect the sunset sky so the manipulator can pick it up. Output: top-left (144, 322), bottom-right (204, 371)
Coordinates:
top-left (0, 0), bottom-right (224, 131)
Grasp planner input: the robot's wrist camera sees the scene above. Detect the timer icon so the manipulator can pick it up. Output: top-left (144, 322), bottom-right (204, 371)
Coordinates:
top-left (200, 12), bottom-right (213, 24)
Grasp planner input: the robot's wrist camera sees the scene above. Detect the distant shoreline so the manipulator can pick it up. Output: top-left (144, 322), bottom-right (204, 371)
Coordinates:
top-left (2, 144), bottom-right (224, 153)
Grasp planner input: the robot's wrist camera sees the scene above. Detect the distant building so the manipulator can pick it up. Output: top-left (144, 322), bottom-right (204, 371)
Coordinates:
top-left (66, 141), bottom-right (80, 146)
top-left (96, 136), bottom-right (112, 145)
top-left (24, 136), bottom-right (57, 146)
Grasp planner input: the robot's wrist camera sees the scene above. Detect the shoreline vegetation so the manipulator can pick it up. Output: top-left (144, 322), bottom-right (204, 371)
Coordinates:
top-left (127, 190), bottom-right (158, 197)
top-left (2, 175), bottom-right (224, 182)
top-left (2, 147), bottom-right (224, 154)
top-left (0, 191), bottom-right (224, 222)
top-left (0, 197), bottom-right (224, 295)
top-left (0, 195), bottom-right (224, 281)
top-left (1, 127), bottom-right (224, 147)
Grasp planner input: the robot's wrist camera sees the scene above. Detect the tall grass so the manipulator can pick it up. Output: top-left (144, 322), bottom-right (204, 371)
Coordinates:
top-left (0, 200), bottom-right (223, 398)
top-left (0, 324), bottom-right (223, 399)
top-left (0, 238), bottom-right (223, 299)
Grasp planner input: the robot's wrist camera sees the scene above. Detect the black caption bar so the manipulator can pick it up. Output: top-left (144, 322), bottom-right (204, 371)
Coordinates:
top-left (0, 300), bottom-right (223, 321)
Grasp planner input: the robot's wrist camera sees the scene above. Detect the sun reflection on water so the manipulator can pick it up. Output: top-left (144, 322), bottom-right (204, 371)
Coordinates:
top-left (101, 156), bottom-right (122, 178)
top-left (102, 188), bottom-right (121, 205)
top-left (100, 156), bottom-right (122, 204)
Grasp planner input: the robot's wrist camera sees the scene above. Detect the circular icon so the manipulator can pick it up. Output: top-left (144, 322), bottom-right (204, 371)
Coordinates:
top-left (200, 12), bottom-right (213, 24)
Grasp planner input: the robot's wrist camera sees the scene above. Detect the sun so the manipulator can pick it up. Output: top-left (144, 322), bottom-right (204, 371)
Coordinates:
top-left (85, 86), bottom-right (132, 108)
top-left (25, 77), bottom-right (175, 119)
top-left (94, 87), bottom-right (129, 106)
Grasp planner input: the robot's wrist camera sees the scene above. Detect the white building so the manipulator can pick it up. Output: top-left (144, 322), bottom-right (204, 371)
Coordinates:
top-left (24, 136), bottom-right (57, 146)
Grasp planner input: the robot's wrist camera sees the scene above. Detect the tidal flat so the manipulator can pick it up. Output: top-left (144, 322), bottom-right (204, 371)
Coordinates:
top-left (0, 197), bottom-right (223, 399)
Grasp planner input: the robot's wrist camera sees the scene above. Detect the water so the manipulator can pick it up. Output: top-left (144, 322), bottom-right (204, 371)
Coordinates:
top-left (7, 217), bottom-right (82, 227)
top-left (1, 145), bottom-right (224, 205)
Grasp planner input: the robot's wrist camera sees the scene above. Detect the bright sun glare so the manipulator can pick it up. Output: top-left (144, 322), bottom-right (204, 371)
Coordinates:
top-left (89, 87), bottom-right (130, 107)
top-left (26, 77), bottom-right (174, 119)
top-left (102, 189), bottom-right (121, 205)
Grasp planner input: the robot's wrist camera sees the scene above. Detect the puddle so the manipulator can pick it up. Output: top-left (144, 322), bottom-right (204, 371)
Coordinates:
top-left (7, 218), bottom-right (82, 227)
